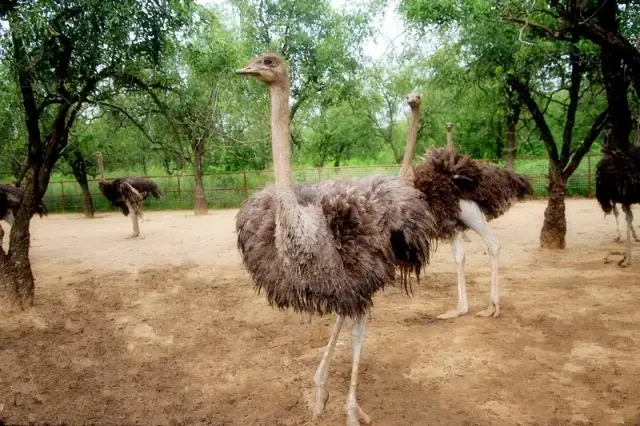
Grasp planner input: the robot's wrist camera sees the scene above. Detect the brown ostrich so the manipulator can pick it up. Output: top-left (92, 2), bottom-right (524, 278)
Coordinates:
top-left (396, 93), bottom-right (531, 319)
top-left (596, 140), bottom-right (640, 266)
top-left (235, 53), bottom-right (437, 426)
top-left (412, 147), bottom-right (532, 319)
top-left (95, 152), bottom-right (163, 238)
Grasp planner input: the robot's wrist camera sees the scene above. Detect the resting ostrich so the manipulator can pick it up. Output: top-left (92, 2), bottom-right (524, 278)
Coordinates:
top-left (0, 184), bottom-right (48, 227)
top-left (235, 53), bottom-right (437, 426)
top-left (596, 141), bottom-right (640, 266)
top-left (412, 147), bottom-right (533, 319)
top-left (95, 152), bottom-right (163, 238)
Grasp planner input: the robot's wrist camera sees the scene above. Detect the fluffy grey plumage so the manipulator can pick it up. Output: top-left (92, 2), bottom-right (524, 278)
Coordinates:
top-left (236, 175), bottom-right (437, 318)
top-left (98, 177), bottom-right (163, 216)
top-left (0, 184), bottom-right (48, 223)
top-left (413, 147), bottom-right (533, 238)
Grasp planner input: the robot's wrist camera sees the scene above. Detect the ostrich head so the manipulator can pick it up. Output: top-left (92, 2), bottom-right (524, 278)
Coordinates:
top-left (235, 52), bottom-right (289, 85)
top-left (407, 92), bottom-right (422, 109)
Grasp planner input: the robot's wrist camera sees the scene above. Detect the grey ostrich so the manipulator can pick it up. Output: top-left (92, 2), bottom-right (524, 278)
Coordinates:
top-left (95, 152), bottom-right (163, 238)
top-left (596, 140), bottom-right (640, 266)
top-left (235, 53), bottom-right (437, 426)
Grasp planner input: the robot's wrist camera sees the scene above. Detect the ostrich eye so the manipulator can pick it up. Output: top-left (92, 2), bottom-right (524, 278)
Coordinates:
top-left (263, 59), bottom-right (274, 66)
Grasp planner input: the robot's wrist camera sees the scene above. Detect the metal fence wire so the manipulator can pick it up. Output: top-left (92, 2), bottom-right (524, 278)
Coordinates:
top-left (36, 155), bottom-right (600, 214)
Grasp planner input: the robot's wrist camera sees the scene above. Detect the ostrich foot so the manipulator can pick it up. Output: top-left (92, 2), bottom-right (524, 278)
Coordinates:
top-left (437, 308), bottom-right (467, 320)
top-left (618, 255), bottom-right (631, 268)
top-left (614, 236), bottom-right (622, 243)
top-left (346, 404), bottom-right (371, 426)
top-left (476, 302), bottom-right (500, 318)
top-left (313, 388), bottom-right (329, 420)
top-left (126, 234), bottom-right (140, 239)
top-left (605, 251), bottom-right (624, 264)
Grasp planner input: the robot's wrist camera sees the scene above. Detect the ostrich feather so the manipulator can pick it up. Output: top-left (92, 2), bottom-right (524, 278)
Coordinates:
top-left (236, 175), bottom-right (437, 318)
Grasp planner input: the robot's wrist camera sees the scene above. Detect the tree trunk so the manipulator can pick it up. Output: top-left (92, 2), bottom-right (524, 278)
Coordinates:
top-left (2, 168), bottom-right (38, 308)
top-left (193, 140), bottom-right (208, 216)
top-left (505, 119), bottom-right (517, 171)
top-left (540, 172), bottom-right (567, 249)
top-left (65, 147), bottom-right (94, 218)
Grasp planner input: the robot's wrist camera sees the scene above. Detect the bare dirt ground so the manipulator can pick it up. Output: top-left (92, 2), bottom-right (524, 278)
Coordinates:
top-left (1, 199), bottom-right (640, 426)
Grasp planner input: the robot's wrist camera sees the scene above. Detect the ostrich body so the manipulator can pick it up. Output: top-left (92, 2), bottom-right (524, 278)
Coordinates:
top-left (396, 92), bottom-right (532, 319)
top-left (95, 152), bottom-right (163, 238)
top-left (412, 147), bottom-right (533, 319)
top-left (235, 53), bottom-right (437, 426)
top-left (0, 184), bottom-right (48, 227)
top-left (596, 142), bottom-right (640, 266)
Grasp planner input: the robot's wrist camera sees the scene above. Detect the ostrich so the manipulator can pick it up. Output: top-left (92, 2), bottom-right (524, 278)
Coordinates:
top-left (95, 152), bottom-right (163, 238)
top-left (396, 92), bottom-right (530, 319)
top-left (596, 140), bottom-right (640, 266)
top-left (0, 184), bottom-right (48, 227)
top-left (411, 147), bottom-right (533, 319)
top-left (235, 53), bottom-right (437, 426)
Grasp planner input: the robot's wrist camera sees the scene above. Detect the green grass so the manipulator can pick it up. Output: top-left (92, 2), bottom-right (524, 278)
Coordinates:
top-left (9, 155), bottom-right (601, 214)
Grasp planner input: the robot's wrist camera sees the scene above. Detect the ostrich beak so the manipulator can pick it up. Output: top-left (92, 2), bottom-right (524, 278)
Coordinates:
top-left (235, 65), bottom-right (261, 76)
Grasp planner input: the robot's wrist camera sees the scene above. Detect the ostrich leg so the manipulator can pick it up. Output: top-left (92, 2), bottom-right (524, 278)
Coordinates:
top-left (126, 201), bottom-right (140, 238)
top-left (613, 204), bottom-right (623, 242)
top-left (620, 205), bottom-right (634, 267)
top-left (345, 315), bottom-right (370, 426)
top-left (463, 200), bottom-right (501, 318)
top-left (313, 315), bottom-right (344, 419)
top-left (437, 234), bottom-right (468, 319)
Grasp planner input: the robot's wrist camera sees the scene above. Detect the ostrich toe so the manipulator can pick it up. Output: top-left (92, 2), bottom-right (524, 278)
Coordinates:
top-left (476, 301), bottom-right (500, 318)
top-left (346, 404), bottom-right (371, 426)
top-left (313, 388), bottom-right (329, 420)
top-left (437, 309), bottom-right (466, 320)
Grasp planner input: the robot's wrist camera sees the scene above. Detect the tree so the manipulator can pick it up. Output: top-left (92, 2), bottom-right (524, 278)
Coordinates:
top-left (0, 0), bottom-right (192, 307)
top-left (401, 0), bottom-right (609, 249)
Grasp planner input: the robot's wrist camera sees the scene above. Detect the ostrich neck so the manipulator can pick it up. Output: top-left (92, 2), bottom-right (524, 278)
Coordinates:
top-left (399, 105), bottom-right (420, 179)
top-left (98, 157), bottom-right (105, 181)
top-left (270, 81), bottom-right (292, 188)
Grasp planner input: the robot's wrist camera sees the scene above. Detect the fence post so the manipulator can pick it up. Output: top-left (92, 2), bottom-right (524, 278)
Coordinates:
top-left (317, 168), bottom-right (322, 182)
top-left (243, 170), bottom-right (249, 199)
top-left (177, 176), bottom-right (182, 208)
top-left (60, 182), bottom-right (65, 213)
top-left (587, 155), bottom-right (592, 197)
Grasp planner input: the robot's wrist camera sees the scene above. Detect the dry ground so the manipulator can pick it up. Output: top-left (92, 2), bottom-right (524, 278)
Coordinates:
top-left (1, 199), bottom-right (640, 426)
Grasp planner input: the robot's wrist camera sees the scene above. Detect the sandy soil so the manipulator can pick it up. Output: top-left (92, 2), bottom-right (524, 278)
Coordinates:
top-left (1, 199), bottom-right (640, 426)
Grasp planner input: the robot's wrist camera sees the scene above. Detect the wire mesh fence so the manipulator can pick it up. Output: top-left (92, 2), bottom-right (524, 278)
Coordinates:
top-left (36, 154), bottom-right (601, 214)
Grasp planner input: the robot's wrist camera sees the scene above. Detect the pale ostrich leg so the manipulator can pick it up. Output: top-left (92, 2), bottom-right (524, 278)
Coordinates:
top-left (437, 200), bottom-right (501, 319)
top-left (612, 204), bottom-right (639, 242)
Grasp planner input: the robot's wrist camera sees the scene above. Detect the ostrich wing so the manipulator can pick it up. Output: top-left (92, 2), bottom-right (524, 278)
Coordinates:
top-left (236, 175), bottom-right (436, 317)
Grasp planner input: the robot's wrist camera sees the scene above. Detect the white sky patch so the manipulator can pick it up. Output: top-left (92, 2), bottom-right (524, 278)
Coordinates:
top-left (195, 0), bottom-right (406, 60)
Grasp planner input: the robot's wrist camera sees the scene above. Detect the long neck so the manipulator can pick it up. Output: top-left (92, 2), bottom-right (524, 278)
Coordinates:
top-left (399, 105), bottom-right (420, 180)
top-left (97, 156), bottom-right (105, 181)
top-left (270, 81), bottom-right (292, 187)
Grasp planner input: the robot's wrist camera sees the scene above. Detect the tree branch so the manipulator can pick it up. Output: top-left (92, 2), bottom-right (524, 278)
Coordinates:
top-left (563, 109), bottom-right (609, 178)
top-left (507, 75), bottom-right (559, 161)
top-left (560, 45), bottom-right (583, 166)
top-left (91, 101), bottom-right (156, 146)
